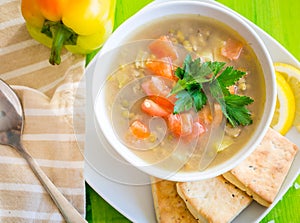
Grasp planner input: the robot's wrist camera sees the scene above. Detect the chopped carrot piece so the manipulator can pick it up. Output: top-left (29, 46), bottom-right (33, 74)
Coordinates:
top-left (148, 35), bottom-right (178, 60)
top-left (141, 99), bottom-right (170, 117)
top-left (146, 57), bottom-right (177, 80)
top-left (129, 120), bottom-right (150, 139)
top-left (221, 38), bottom-right (243, 60)
top-left (148, 95), bottom-right (174, 114)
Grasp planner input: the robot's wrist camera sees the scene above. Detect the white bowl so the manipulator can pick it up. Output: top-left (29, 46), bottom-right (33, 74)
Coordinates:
top-left (92, 0), bottom-right (276, 181)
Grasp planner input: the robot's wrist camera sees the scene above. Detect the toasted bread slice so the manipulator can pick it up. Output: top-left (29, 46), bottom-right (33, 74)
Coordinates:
top-left (176, 176), bottom-right (252, 223)
top-left (151, 177), bottom-right (197, 223)
top-left (223, 128), bottom-right (298, 207)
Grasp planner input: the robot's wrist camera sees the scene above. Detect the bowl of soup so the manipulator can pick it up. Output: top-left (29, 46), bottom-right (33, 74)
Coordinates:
top-left (92, 0), bottom-right (276, 181)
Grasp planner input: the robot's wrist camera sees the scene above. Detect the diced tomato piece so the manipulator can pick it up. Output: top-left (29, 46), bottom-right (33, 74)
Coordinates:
top-left (221, 38), bottom-right (243, 60)
top-left (167, 114), bottom-right (182, 136)
top-left (141, 79), bottom-right (157, 96)
top-left (168, 113), bottom-right (193, 137)
top-left (185, 122), bottom-right (206, 142)
top-left (148, 95), bottom-right (174, 114)
top-left (148, 35), bottom-right (178, 60)
top-left (141, 77), bottom-right (177, 105)
top-left (129, 120), bottom-right (150, 139)
top-left (141, 99), bottom-right (170, 117)
top-left (192, 122), bottom-right (206, 136)
top-left (141, 77), bottom-right (170, 96)
top-left (146, 57), bottom-right (177, 80)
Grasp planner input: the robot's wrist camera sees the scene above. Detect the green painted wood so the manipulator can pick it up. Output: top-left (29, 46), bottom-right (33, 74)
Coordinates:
top-left (86, 184), bottom-right (131, 223)
top-left (113, 0), bottom-right (153, 29)
top-left (260, 175), bottom-right (300, 223)
top-left (86, 0), bottom-right (300, 222)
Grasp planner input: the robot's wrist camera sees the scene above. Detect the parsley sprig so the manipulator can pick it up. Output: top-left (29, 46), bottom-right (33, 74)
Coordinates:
top-left (170, 55), bottom-right (254, 127)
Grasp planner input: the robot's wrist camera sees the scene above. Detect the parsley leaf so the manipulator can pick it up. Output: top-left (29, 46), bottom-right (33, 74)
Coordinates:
top-left (191, 89), bottom-right (207, 112)
top-left (170, 54), bottom-right (254, 127)
top-left (173, 91), bottom-right (194, 114)
top-left (224, 95), bottom-right (254, 126)
top-left (217, 66), bottom-right (246, 95)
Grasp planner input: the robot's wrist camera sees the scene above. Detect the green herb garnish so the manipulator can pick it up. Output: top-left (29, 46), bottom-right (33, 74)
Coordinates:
top-left (170, 54), bottom-right (254, 127)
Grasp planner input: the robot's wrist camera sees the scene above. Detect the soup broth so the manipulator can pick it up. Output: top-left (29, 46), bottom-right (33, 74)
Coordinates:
top-left (104, 15), bottom-right (266, 172)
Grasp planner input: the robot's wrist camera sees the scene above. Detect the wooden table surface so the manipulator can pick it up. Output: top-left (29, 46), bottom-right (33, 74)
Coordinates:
top-left (85, 0), bottom-right (300, 222)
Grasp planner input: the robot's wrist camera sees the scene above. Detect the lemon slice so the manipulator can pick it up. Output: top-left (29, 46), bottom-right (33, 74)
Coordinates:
top-left (270, 71), bottom-right (295, 135)
top-left (274, 62), bottom-right (300, 131)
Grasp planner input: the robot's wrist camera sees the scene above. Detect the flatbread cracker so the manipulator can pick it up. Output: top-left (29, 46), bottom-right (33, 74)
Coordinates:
top-left (176, 176), bottom-right (252, 223)
top-left (223, 128), bottom-right (298, 207)
top-left (151, 177), bottom-right (197, 223)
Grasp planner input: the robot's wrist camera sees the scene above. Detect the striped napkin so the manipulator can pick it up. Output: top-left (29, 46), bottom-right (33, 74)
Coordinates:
top-left (0, 0), bottom-right (86, 222)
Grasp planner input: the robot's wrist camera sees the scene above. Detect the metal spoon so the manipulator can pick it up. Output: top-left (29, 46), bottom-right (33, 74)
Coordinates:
top-left (0, 79), bottom-right (87, 223)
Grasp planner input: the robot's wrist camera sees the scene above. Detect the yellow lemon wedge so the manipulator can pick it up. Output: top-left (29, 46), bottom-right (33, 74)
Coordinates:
top-left (270, 71), bottom-right (295, 135)
top-left (274, 62), bottom-right (300, 132)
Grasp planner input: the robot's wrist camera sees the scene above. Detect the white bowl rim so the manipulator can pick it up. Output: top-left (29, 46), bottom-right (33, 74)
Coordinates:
top-left (92, 0), bottom-right (276, 181)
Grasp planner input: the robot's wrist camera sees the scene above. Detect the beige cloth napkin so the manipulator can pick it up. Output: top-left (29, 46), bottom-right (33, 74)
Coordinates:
top-left (0, 0), bottom-right (86, 222)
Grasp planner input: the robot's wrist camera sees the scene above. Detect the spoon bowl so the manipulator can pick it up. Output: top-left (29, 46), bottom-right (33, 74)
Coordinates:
top-left (0, 79), bottom-right (87, 223)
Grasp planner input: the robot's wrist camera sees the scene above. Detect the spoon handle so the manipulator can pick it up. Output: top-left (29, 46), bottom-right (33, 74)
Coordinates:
top-left (17, 143), bottom-right (87, 223)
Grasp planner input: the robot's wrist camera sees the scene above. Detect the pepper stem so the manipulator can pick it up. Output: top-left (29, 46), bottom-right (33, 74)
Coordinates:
top-left (42, 21), bottom-right (77, 65)
top-left (49, 24), bottom-right (72, 65)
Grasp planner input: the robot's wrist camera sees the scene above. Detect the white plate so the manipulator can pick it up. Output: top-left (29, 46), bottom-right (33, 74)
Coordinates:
top-left (84, 0), bottom-right (300, 222)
